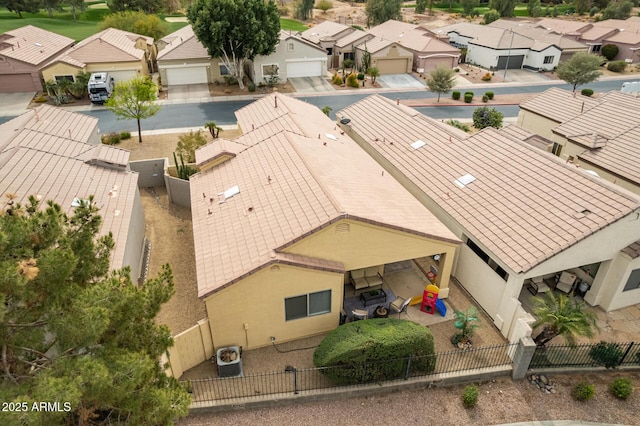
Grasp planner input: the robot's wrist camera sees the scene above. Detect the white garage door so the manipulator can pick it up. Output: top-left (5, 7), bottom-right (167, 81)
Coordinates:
top-left (108, 70), bottom-right (138, 82)
top-left (166, 67), bottom-right (208, 86)
top-left (286, 61), bottom-right (323, 78)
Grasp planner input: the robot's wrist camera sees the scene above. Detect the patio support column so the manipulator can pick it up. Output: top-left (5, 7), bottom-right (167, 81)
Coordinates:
top-left (511, 337), bottom-right (536, 380)
top-left (435, 246), bottom-right (456, 299)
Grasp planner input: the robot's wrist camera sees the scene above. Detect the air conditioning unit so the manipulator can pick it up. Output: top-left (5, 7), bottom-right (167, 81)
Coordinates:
top-left (216, 346), bottom-right (243, 377)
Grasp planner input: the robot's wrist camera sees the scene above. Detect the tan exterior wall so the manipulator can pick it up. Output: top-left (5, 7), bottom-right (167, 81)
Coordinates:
top-left (86, 60), bottom-right (148, 76)
top-left (121, 187), bottom-right (146, 281)
top-left (593, 254), bottom-right (640, 311)
top-left (205, 265), bottom-right (344, 350)
top-left (166, 319), bottom-right (213, 378)
top-left (516, 110), bottom-right (560, 142)
top-left (282, 219), bottom-right (458, 297)
top-left (362, 44), bottom-right (413, 73)
top-left (574, 159), bottom-right (640, 195)
top-left (41, 62), bottom-right (83, 83)
top-left (158, 58), bottom-right (213, 87)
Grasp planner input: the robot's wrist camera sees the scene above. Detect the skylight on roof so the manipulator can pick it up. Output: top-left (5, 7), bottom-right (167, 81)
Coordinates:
top-left (220, 185), bottom-right (240, 200)
top-left (454, 173), bottom-right (476, 188)
top-left (325, 133), bottom-right (337, 140)
top-left (411, 140), bottom-right (426, 150)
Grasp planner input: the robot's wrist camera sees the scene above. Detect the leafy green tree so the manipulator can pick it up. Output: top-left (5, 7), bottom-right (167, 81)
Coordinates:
top-left (188, 0), bottom-right (280, 89)
top-left (67, 71), bottom-right (91, 99)
top-left (527, 0), bottom-right (542, 17)
top-left (68, 0), bottom-right (85, 21)
top-left (177, 130), bottom-right (208, 162)
top-left (107, 0), bottom-right (165, 13)
top-left (368, 66), bottom-right (380, 84)
top-left (100, 11), bottom-right (169, 39)
top-left (531, 292), bottom-right (598, 347)
top-left (602, 0), bottom-right (633, 19)
top-left (489, 0), bottom-right (516, 17)
top-left (365, 0), bottom-right (402, 27)
top-left (483, 8), bottom-right (501, 24)
top-left (0, 0), bottom-right (40, 18)
top-left (105, 77), bottom-right (161, 143)
top-left (472, 106), bottom-right (503, 129)
top-left (601, 44), bottom-right (619, 61)
top-left (316, 0), bottom-right (332, 13)
top-left (415, 0), bottom-right (428, 14)
top-left (573, 0), bottom-right (590, 15)
top-left (557, 51), bottom-right (602, 92)
top-left (293, 0), bottom-right (314, 19)
top-left (0, 195), bottom-right (190, 425)
top-left (321, 106), bottom-right (332, 116)
top-left (461, 0), bottom-right (478, 16)
top-left (41, 0), bottom-right (62, 18)
top-left (452, 307), bottom-right (481, 344)
top-left (426, 65), bottom-right (456, 102)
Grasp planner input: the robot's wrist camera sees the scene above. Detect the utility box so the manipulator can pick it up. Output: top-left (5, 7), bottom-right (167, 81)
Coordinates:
top-left (216, 346), bottom-right (242, 378)
top-left (88, 72), bottom-right (115, 104)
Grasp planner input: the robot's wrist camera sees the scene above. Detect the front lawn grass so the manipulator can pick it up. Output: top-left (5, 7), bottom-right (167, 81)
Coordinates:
top-left (280, 18), bottom-right (307, 32)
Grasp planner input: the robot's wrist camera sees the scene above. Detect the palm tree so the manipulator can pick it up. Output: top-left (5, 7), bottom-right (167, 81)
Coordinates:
top-left (205, 121), bottom-right (223, 138)
top-left (531, 292), bottom-right (598, 347)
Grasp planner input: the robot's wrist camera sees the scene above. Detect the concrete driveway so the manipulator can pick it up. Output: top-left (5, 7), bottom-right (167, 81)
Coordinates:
top-left (0, 91), bottom-right (35, 117)
top-left (168, 84), bottom-right (211, 100)
top-left (377, 74), bottom-right (425, 89)
top-left (500, 69), bottom-right (551, 83)
top-left (288, 77), bottom-right (334, 93)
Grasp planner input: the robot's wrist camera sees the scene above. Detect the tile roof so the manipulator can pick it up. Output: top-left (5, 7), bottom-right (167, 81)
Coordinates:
top-left (335, 29), bottom-right (372, 48)
top-left (488, 20), bottom-right (588, 50)
top-left (0, 25), bottom-right (74, 66)
top-left (500, 124), bottom-right (552, 151)
top-left (368, 20), bottom-right (459, 53)
top-left (603, 31), bottom-right (640, 45)
top-left (622, 240), bottom-right (640, 259)
top-left (535, 18), bottom-right (592, 35)
top-left (578, 26), bottom-right (618, 42)
top-left (191, 94), bottom-right (459, 298)
top-left (49, 28), bottom-right (152, 67)
top-left (438, 22), bottom-right (534, 50)
top-left (157, 25), bottom-right (209, 61)
top-left (579, 125), bottom-right (640, 185)
top-left (338, 95), bottom-right (640, 274)
top-left (301, 21), bottom-right (353, 44)
top-left (356, 36), bottom-right (393, 53)
top-left (0, 105), bottom-right (137, 271)
top-left (519, 87), bottom-right (600, 123)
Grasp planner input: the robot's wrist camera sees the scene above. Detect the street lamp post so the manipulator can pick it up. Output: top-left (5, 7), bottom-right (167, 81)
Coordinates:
top-left (503, 29), bottom-right (515, 80)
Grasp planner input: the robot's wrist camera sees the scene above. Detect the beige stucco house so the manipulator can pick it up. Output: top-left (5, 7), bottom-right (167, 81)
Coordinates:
top-left (157, 26), bottom-right (328, 87)
top-left (300, 21), bottom-right (355, 69)
top-left (0, 25), bottom-right (74, 92)
top-left (355, 37), bottom-right (413, 74)
top-left (41, 28), bottom-right (156, 84)
top-left (0, 105), bottom-right (147, 280)
top-left (339, 95), bottom-right (640, 342)
top-left (190, 94), bottom-right (460, 350)
top-left (518, 88), bottom-right (640, 196)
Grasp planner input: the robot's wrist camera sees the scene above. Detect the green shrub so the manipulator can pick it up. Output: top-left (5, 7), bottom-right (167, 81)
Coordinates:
top-left (482, 95), bottom-right (489, 103)
top-left (465, 91), bottom-right (474, 96)
top-left (462, 384), bottom-right (479, 408)
top-left (589, 341), bottom-right (624, 369)
top-left (573, 382), bottom-right (595, 401)
top-left (313, 318), bottom-right (436, 385)
top-left (610, 377), bottom-right (633, 399)
top-left (176, 130), bottom-right (208, 163)
top-left (445, 119), bottom-right (471, 133)
top-left (581, 88), bottom-right (594, 97)
top-left (119, 131), bottom-right (131, 140)
top-left (332, 74), bottom-right (343, 85)
top-left (472, 106), bottom-right (503, 129)
top-left (452, 91), bottom-right (461, 100)
top-left (34, 95), bottom-right (47, 103)
top-left (485, 91), bottom-right (494, 100)
top-left (601, 44), bottom-right (619, 61)
top-left (607, 60), bottom-right (627, 72)
top-left (357, 73), bottom-right (365, 80)
top-left (346, 73), bottom-right (359, 88)
top-left (464, 93), bottom-right (473, 103)
top-left (248, 83), bottom-right (256, 92)
top-left (483, 9), bottom-right (500, 24)
top-left (101, 132), bottom-right (121, 145)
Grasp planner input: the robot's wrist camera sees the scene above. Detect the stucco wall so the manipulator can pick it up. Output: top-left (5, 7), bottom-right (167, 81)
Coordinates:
top-left (365, 44), bottom-right (413, 73)
top-left (164, 172), bottom-right (191, 209)
top-left (525, 47), bottom-right (561, 71)
top-left (120, 187), bottom-right (146, 280)
top-left (516, 109), bottom-right (560, 141)
top-left (467, 45), bottom-right (529, 70)
top-left (205, 265), bottom-right (344, 350)
top-left (253, 38), bottom-right (327, 82)
top-left (41, 62), bottom-right (83, 83)
top-left (129, 158), bottom-right (168, 188)
top-left (166, 319), bottom-right (213, 378)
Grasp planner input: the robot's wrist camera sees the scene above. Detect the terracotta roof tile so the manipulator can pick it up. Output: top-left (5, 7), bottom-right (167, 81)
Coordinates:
top-left (301, 21), bottom-right (353, 44)
top-left (0, 25), bottom-right (73, 66)
top-left (157, 25), bottom-right (209, 61)
top-left (519, 87), bottom-right (600, 123)
top-left (338, 95), bottom-right (640, 273)
top-left (191, 95), bottom-right (459, 298)
top-left (622, 241), bottom-right (640, 259)
top-left (368, 20), bottom-right (459, 53)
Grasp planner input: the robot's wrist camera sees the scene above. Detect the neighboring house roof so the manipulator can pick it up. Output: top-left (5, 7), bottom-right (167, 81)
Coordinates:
top-left (603, 30), bottom-right (640, 45)
top-left (157, 25), bottom-right (209, 61)
top-left (579, 125), bottom-right (640, 186)
top-left (438, 22), bottom-right (534, 50)
top-left (0, 25), bottom-right (74, 66)
top-left (488, 20), bottom-right (588, 50)
top-left (535, 18), bottom-right (592, 36)
top-left (577, 26), bottom-right (618, 42)
top-left (0, 105), bottom-right (137, 271)
top-left (158, 24), bottom-right (195, 48)
top-left (622, 240), bottom-right (640, 259)
top-left (356, 36), bottom-right (394, 53)
top-left (279, 30), bottom-right (328, 53)
top-left (47, 28), bottom-right (152, 68)
top-left (368, 20), bottom-right (459, 54)
top-left (338, 94), bottom-right (640, 274)
top-left (300, 21), bottom-right (353, 44)
top-left (500, 124), bottom-right (552, 151)
top-left (519, 87), bottom-right (600, 123)
top-left (191, 94), bottom-right (459, 298)
top-left (335, 29), bottom-right (371, 49)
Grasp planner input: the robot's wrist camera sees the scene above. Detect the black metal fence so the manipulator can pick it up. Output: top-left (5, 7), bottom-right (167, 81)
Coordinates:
top-left (530, 341), bottom-right (640, 369)
top-left (187, 343), bottom-right (516, 403)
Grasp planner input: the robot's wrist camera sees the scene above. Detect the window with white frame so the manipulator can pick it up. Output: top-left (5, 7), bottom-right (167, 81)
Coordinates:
top-left (285, 290), bottom-right (331, 321)
top-left (543, 56), bottom-right (554, 64)
top-left (623, 269), bottom-right (640, 292)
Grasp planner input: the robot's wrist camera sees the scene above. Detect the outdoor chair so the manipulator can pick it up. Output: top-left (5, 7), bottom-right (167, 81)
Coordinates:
top-left (389, 297), bottom-right (411, 318)
top-left (352, 309), bottom-right (368, 321)
top-left (556, 271), bottom-right (576, 294)
top-left (527, 276), bottom-right (551, 296)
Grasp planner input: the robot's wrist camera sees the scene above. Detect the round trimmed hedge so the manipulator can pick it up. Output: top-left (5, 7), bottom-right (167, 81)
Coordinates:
top-left (313, 318), bottom-right (436, 385)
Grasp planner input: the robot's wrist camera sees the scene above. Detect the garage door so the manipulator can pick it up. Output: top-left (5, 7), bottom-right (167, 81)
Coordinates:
top-left (0, 73), bottom-right (36, 93)
top-left (166, 67), bottom-right (208, 86)
top-left (496, 55), bottom-right (524, 70)
top-left (286, 61), bottom-right (323, 78)
top-left (421, 57), bottom-right (455, 72)
top-left (107, 70), bottom-right (138, 82)
top-left (375, 58), bottom-right (409, 75)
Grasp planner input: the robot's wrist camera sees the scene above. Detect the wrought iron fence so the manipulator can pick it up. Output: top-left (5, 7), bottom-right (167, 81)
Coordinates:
top-left (187, 343), bottom-right (516, 403)
top-left (530, 341), bottom-right (640, 369)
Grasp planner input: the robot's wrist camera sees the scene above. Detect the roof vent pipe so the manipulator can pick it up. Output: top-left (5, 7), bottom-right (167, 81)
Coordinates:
top-left (274, 95), bottom-right (278, 108)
